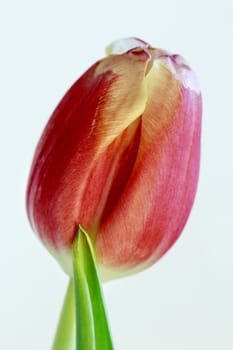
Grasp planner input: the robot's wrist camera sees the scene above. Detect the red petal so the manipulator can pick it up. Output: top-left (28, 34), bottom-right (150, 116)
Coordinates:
top-left (96, 59), bottom-right (202, 275)
top-left (26, 51), bottom-right (151, 248)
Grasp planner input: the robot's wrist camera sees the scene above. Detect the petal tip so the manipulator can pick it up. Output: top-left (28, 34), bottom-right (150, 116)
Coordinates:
top-left (164, 54), bottom-right (201, 94)
top-left (106, 37), bottom-right (150, 56)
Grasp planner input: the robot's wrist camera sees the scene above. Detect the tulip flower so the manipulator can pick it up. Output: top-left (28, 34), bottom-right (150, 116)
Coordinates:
top-left (26, 38), bottom-right (201, 282)
top-left (26, 38), bottom-right (201, 350)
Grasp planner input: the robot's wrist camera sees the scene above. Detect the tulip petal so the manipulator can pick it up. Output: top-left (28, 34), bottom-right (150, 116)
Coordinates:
top-left (96, 57), bottom-right (202, 278)
top-left (27, 47), bottom-right (152, 248)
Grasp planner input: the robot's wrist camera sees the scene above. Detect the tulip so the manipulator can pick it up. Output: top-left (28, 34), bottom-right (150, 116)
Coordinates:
top-left (26, 37), bottom-right (201, 281)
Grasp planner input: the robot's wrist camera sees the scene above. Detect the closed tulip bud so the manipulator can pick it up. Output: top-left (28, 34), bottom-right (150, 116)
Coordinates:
top-left (26, 38), bottom-right (202, 280)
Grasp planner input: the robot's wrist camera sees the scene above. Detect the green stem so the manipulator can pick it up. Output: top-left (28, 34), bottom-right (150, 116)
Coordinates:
top-left (52, 279), bottom-right (75, 350)
top-left (73, 225), bottom-right (114, 350)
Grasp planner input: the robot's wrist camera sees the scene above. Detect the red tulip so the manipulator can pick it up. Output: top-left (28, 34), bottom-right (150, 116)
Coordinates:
top-left (26, 38), bottom-right (202, 280)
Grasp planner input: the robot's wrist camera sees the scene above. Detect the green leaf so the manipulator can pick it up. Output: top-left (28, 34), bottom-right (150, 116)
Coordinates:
top-left (73, 225), bottom-right (114, 350)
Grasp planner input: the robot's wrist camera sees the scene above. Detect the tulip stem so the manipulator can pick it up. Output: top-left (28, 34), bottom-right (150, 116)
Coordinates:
top-left (52, 279), bottom-right (75, 350)
top-left (72, 225), bottom-right (114, 350)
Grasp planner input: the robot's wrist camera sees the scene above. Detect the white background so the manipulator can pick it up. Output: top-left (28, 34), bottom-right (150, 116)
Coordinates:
top-left (1, 0), bottom-right (233, 349)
